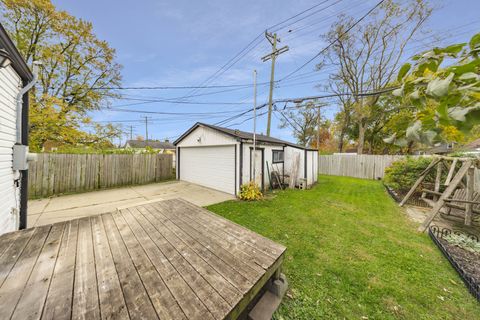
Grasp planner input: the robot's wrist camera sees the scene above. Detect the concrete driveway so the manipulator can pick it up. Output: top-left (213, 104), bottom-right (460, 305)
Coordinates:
top-left (28, 181), bottom-right (235, 227)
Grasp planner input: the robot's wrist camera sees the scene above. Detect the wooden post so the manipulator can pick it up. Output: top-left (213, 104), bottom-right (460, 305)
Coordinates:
top-left (444, 158), bottom-right (458, 186)
top-left (434, 162), bottom-right (443, 201)
top-left (418, 160), bottom-right (472, 232)
top-left (399, 158), bottom-right (440, 207)
top-left (465, 166), bottom-right (475, 226)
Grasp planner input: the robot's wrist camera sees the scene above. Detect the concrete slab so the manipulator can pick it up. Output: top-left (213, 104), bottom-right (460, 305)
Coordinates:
top-left (28, 198), bottom-right (50, 215)
top-left (28, 181), bottom-right (235, 227)
top-left (44, 188), bottom-right (141, 212)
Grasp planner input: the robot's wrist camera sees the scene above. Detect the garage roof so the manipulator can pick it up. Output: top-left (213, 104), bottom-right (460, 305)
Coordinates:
top-left (174, 122), bottom-right (317, 151)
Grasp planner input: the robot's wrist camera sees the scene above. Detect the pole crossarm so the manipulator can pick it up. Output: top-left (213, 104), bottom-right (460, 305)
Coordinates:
top-left (261, 46), bottom-right (289, 62)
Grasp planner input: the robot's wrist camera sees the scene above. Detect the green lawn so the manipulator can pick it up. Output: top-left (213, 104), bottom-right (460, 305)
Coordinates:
top-left (207, 175), bottom-right (480, 319)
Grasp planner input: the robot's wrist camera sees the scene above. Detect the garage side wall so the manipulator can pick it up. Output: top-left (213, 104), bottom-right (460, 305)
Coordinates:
top-left (284, 146), bottom-right (305, 183)
top-left (0, 65), bottom-right (21, 234)
top-left (241, 143), bottom-right (285, 190)
top-left (306, 150), bottom-right (318, 185)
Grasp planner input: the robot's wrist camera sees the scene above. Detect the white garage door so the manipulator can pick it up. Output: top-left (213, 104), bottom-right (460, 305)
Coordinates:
top-left (179, 145), bottom-right (236, 194)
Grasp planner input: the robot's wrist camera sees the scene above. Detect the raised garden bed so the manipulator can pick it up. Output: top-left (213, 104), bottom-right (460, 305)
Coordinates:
top-left (429, 226), bottom-right (480, 302)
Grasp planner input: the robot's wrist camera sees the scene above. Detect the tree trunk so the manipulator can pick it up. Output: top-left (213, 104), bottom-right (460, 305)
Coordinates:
top-left (338, 130), bottom-right (345, 153)
top-left (338, 110), bottom-right (350, 153)
top-left (357, 120), bottom-right (365, 154)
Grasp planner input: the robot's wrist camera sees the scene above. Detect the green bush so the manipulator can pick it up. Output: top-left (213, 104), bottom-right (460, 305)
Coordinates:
top-left (239, 181), bottom-right (263, 201)
top-left (384, 157), bottom-right (434, 193)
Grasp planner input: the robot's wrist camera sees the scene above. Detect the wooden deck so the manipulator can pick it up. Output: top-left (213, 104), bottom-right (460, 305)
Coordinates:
top-left (0, 198), bottom-right (286, 320)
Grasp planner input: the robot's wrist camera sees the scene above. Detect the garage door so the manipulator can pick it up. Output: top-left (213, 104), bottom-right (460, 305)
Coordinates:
top-left (179, 145), bottom-right (236, 194)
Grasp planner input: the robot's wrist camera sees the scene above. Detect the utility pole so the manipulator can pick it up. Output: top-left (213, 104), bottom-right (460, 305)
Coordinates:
top-left (129, 125), bottom-right (133, 140)
top-left (143, 116), bottom-right (149, 147)
top-left (253, 69), bottom-right (257, 182)
top-left (261, 31), bottom-right (288, 136)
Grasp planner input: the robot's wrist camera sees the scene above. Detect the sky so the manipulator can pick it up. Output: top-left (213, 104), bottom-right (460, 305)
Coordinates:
top-left (50, 0), bottom-right (480, 145)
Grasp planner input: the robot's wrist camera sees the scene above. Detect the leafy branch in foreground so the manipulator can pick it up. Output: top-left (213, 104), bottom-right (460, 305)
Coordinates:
top-left (387, 32), bottom-right (480, 147)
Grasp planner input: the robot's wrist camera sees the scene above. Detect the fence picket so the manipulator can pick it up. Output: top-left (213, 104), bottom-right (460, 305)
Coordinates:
top-left (318, 154), bottom-right (415, 180)
top-left (27, 153), bottom-right (173, 198)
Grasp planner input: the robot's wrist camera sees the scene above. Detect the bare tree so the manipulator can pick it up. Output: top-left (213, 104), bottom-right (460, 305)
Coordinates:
top-left (278, 101), bottom-right (324, 147)
top-left (323, 0), bottom-right (432, 154)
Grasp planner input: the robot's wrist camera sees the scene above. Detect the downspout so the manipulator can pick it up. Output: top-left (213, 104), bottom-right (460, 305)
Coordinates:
top-left (16, 62), bottom-right (40, 144)
top-left (14, 61), bottom-right (40, 230)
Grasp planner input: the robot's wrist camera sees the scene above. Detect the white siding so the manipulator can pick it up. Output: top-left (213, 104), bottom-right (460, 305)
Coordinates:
top-left (284, 146), bottom-right (304, 184)
top-left (306, 150), bottom-right (318, 185)
top-left (241, 143), bottom-right (285, 190)
top-left (177, 125), bottom-right (237, 147)
top-left (0, 65), bottom-right (21, 235)
top-left (179, 145), bottom-right (237, 194)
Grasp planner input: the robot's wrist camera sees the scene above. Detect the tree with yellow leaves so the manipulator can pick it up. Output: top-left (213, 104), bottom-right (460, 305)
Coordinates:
top-left (1, 0), bottom-right (123, 151)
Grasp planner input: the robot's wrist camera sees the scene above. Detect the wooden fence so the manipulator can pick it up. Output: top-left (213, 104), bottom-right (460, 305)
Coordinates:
top-left (28, 153), bottom-right (173, 198)
top-left (318, 154), bottom-right (408, 180)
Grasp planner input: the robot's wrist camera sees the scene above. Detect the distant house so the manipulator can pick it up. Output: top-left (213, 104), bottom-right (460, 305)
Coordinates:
top-left (421, 142), bottom-right (456, 155)
top-left (124, 139), bottom-right (175, 153)
top-left (462, 138), bottom-right (480, 155)
top-left (42, 140), bottom-right (64, 152)
top-left (174, 122), bottom-right (318, 195)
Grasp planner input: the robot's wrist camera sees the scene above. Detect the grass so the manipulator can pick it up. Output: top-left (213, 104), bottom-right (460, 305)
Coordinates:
top-left (207, 175), bottom-right (480, 319)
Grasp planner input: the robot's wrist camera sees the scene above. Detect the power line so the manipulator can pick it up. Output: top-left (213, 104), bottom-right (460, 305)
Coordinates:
top-left (280, 0), bottom-right (385, 81)
top-left (112, 97), bottom-right (251, 105)
top-left (267, 0), bottom-right (333, 32)
top-left (103, 108), bottom-right (249, 115)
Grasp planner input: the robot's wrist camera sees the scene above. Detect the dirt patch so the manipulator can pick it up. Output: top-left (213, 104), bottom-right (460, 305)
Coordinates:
top-left (439, 238), bottom-right (480, 286)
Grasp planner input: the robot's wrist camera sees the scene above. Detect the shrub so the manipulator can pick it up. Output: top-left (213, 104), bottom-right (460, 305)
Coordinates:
top-left (239, 181), bottom-right (262, 201)
top-left (384, 157), bottom-right (434, 193)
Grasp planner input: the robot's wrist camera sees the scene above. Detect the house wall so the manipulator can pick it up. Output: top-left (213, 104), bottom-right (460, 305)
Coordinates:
top-left (0, 65), bottom-right (21, 234)
top-left (240, 143), bottom-right (285, 190)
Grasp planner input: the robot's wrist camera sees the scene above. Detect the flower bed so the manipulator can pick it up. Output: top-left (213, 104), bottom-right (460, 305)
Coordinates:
top-left (429, 226), bottom-right (480, 302)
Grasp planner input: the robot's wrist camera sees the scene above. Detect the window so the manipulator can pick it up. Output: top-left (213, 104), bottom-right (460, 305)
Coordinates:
top-left (272, 150), bottom-right (284, 163)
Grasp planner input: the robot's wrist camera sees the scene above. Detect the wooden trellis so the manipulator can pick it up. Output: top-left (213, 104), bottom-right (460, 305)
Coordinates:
top-left (399, 156), bottom-right (480, 232)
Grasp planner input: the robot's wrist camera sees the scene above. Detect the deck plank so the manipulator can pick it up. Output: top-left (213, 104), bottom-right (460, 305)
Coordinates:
top-left (122, 207), bottom-right (215, 320)
top-left (138, 204), bottom-right (243, 306)
top-left (72, 217), bottom-right (100, 320)
top-left (168, 200), bottom-right (276, 270)
top-left (128, 206), bottom-right (232, 319)
top-left (42, 220), bottom-right (79, 320)
top-left (11, 223), bottom-right (65, 320)
top-left (0, 225), bottom-right (52, 319)
top-left (101, 213), bottom-right (159, 320)
top-left (111, 211), bottom-right (187, 320)
top-left (90, 215), bottom-right (129, 320)
top-left (155, 200), bottom-right (267, 274)
top-left (174, 199), bottom-right (285, 257)
top-left (0, 228), bottom-right (35, 287)
top-left (0, 199), bottom-right (287, 320)
top-left (152, 201), bottom-right (256, 290)
top-left (0, 230), bottom-right (19, 258)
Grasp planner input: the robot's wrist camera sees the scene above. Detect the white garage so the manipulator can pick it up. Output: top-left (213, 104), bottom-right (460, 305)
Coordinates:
top-left (174, 122), bottom-right (318, 195)
top-left (179, 145), bottom-right (236, 194)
